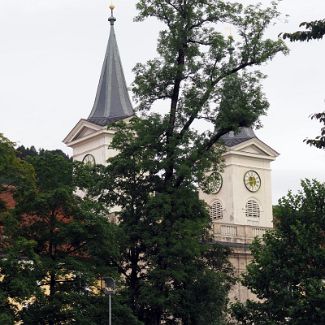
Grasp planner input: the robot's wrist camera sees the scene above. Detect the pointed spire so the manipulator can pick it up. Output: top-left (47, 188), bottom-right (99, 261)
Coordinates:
top-left (88, 6), bottom-right (134, 126)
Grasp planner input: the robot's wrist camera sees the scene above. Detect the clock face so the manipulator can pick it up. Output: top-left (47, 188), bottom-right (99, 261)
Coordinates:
top-left (244, 170), bottom-right (261, 192)
top-left (207, 172), bottom-right (223, 194)
top-left (82, 154), bottom-right (96, 166)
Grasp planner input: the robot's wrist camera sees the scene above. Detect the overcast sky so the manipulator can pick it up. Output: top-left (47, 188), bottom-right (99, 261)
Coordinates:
top-left (0, 0), bottom-right (324, 203)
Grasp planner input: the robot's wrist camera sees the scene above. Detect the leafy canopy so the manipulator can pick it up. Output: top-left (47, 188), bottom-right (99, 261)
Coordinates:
top-left (0, 134), bottom-right (35, 192)
top-left (283, 19), bottom-right (325, 42)
top-left (231, 179), bottom-right (325, 325)
top-left (0, 148), bottom-right (126, 325)
top-left (78, 1), bottom-right (287, 324)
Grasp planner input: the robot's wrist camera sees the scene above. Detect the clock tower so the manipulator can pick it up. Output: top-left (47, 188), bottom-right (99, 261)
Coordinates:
top-left (200, 127), bottom-right (278, 228)
top-left (200, 127), bottom-right (279, 301)
top-left (63, 7), bottom-right (134, 165)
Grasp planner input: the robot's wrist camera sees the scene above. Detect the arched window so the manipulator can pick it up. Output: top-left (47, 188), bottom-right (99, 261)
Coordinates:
top-left (245, 199), bottom-right (260, 219)
top-left (210, 200), bottom-right (223, 221)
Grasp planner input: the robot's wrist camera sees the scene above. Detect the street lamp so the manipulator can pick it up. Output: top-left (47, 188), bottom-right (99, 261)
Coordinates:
top-left (103, 276), bottom-right (116, 325)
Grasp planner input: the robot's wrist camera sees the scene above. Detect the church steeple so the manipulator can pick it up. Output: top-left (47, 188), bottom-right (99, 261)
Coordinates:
top-left (88, 6), bottom-right (134, 126)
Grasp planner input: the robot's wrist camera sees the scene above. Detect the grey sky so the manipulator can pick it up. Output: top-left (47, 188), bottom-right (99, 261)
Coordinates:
top-left (0, 0), bottom-right (324, 203)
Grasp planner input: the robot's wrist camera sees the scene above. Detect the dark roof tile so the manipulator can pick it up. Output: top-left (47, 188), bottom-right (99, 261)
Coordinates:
top-left (220, 127), bottom-right (256, 147)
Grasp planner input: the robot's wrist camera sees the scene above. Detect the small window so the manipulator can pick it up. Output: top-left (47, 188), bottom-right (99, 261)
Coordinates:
top-left (210, 200), bottom-right (223, 221)
top-left (245, 199), bottom-right (260, 219)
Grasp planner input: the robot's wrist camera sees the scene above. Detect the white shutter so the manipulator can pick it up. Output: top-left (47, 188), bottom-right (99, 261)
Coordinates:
top-left (245, 199), bottom-right (260, 218)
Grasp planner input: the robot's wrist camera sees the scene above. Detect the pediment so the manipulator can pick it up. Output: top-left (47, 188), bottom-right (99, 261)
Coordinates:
top-left (239, 143), bottom-right (268, 155)
top-left (63, 119), bottom-right (104, 145)
top-left (226, 138), bottom-right (279, 159)
top-left (74, 126), bottom-right (97, 141)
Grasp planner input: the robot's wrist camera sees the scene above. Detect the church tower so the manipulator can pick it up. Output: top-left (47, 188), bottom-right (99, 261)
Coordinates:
top-left (63, 6), bottom-right (133, 165)
top-left (200, 128), bottom-right (279, 301)
top-left (200, 128), bottom-right (279, 229)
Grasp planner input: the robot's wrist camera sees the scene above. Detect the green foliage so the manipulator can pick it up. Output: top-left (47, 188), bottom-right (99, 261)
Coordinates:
top-left (231, 179), bottom-right (325, 325)
top-left (0, 135), bottom-right (36, 322)
top-left (79, 142), bottom-right (234, 324)
top-left (217, 71), bottom-right (269, 130)
top-left (0, 135), bottom-right (36, 324)
top-left (0, 147), bottom-right (124, 324)
top-left (283, 19), bottom-right (325, 42)
top-left (131, 0), bottom-right (286, 186)
top-left (26, 149), bottom-right (72, 192)
top-left (304, 112), bottom-right (325, 149)
top-left (16, 145), bottom-right (38, 159)
top-left (0, 134), bottom-right (35, 191)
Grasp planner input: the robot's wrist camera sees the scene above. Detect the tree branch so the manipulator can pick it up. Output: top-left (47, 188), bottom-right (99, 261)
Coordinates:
top-left (174, 127), bottom-right (233, 188)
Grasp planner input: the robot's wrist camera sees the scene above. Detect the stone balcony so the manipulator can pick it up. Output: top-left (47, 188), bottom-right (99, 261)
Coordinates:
top-left (211, 222), bottom-right (272, 246)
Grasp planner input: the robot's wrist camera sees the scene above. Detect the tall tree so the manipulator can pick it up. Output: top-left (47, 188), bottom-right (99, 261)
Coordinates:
top-left (231, 179), bottom-right (325, 325)
top-left (77, 120), bottom-right (234, 324)
top-left (0, 134), bottom-right (35, 325)
top-left (80, 1), bottom-right (287, 324)
top-left (0, 148), bottom-right (129, 325)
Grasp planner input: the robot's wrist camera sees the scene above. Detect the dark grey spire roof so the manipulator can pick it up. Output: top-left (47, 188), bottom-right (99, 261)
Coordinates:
top-left (221, 127), bottom-right (257, 147)
top-left (88, 13), bottom-right (134, 126)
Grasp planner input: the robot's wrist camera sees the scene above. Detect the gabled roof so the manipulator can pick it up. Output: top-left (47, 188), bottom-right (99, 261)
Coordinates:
top-left (63, 119), bottom-right (118, 148)
top-left (63, 119), bottom-right (103, 145)
top-left (231, 138), bottom-right (279, 158)
top-left (222, 128), bottom-right (279, 160)
top-left (221, 127), bottom-right (279, 159)
top-left (87, 9), bottom-right (134, 126)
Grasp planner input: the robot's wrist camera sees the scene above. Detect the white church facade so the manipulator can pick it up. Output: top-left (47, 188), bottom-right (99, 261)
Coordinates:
top-left (64, 9), bottom-right (278, 302)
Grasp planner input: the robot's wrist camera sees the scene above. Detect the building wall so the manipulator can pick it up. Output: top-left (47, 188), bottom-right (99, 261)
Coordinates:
top-left (212, 222), bottom-right (270, 302)
top-left (70, 132), bottom-right (117, 165)
top-left (228, 245), bottom-right (255, 302)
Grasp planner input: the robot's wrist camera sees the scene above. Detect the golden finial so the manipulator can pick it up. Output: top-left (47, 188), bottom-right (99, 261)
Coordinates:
top-left (108, 1), bottom-right (116, 26)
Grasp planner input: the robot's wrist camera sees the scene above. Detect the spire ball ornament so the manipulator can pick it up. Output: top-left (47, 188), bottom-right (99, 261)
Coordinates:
top-left (108, 2), bottom-right (116, 26)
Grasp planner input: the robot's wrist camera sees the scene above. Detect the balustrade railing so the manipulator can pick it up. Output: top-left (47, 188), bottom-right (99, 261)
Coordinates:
top-left (211, 222), bottom-right (271, 244)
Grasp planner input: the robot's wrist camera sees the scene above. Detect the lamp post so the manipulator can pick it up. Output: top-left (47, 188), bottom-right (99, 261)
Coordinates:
top-left (103, 276), bottom-right (116, 325)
